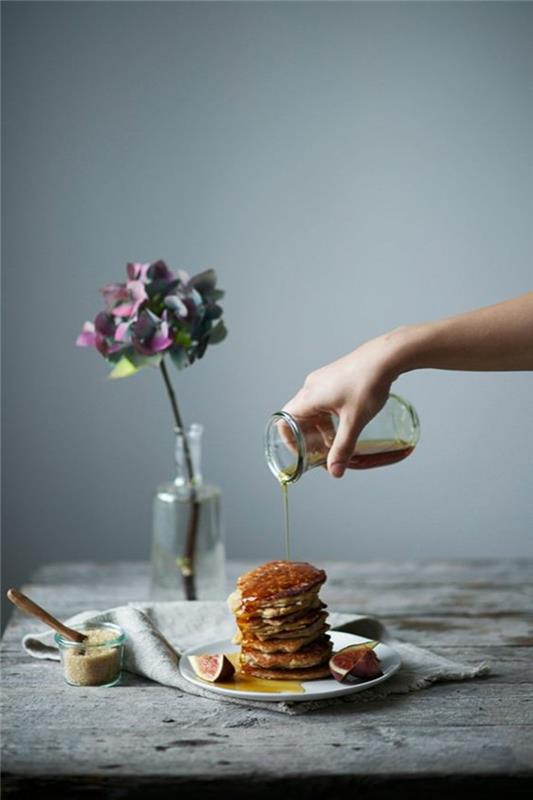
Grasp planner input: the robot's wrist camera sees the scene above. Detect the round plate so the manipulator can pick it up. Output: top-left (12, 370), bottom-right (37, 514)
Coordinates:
top-left (179, 631), bottom-right (401, 702)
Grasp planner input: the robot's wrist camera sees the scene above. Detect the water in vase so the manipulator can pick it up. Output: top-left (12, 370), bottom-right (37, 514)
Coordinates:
top-left (150, 424), bottom-right (226, 601)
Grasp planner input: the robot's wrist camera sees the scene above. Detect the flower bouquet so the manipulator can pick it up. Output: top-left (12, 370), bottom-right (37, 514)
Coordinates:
top-left (77, 260), bottom-right (227, 599)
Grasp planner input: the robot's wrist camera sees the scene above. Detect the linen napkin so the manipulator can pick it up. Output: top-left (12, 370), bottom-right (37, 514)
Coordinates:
top-left (23, 601), bottom-right (490, 715)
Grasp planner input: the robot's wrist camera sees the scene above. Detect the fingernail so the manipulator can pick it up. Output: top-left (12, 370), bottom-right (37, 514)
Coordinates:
top-left (330, 463), bottom-right (345, 478)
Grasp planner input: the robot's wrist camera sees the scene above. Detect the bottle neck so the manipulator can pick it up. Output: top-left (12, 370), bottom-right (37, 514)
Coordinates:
top-left (265, 411), bottom-right (307, 484)
top-left (174, 423), bottom-right (203, 489)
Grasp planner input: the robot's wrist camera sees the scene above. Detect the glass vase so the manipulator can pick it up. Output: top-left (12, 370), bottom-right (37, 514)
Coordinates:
top-left (150, 424), bottom-right (226, 600)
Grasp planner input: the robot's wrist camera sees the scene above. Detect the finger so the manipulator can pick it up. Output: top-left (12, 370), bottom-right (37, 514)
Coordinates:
top-left (282, 388), bottom-right (309, 418)
top-left (315, 415), bottom-right (336, 450)
top-left (277, 417), bottom-right (299, 455)
top-left (327, 413), bottom-right (360, 478)
top-left (280, 414), bottom-right (329, 461)
top-left (282, 387), bottom-right (330, 457)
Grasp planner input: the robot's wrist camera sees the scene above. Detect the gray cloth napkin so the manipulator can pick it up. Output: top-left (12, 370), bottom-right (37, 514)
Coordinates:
top-left (23, 601), bottom-right (490, 715)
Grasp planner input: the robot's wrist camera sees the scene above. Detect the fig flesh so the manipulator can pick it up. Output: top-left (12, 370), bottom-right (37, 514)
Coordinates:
top-left (189, 653), bottom-right (235, 682)
top-left (329, 642), bottom-right (383, 683)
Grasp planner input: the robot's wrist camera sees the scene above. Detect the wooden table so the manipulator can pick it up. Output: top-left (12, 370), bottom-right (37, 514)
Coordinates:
top-left (2, 560), bottom-right (532, 798)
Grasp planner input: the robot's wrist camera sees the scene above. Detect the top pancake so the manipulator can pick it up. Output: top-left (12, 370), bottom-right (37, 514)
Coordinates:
top-left (235, 560), bottom-right (326, 609)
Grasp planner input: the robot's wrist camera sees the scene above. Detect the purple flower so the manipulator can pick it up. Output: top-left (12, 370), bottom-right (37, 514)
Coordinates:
top-left (147, 260), bottom-right (175, 284)
top-left (94, 311), bottom-right (116, 337)
top-left (132, 309), bottom-right (173, 356)
top-left (77, 260), bottom-right (226, 377)
top-left (76, 313), bottom-right (123, 358)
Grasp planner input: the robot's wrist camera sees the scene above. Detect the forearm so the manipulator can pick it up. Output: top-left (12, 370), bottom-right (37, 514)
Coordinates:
top-left (385, 292), bottom-right (533, 376)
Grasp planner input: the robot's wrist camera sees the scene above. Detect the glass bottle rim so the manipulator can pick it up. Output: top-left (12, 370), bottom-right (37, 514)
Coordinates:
top-left (54, 621), bottom-right (125, 649)
top-left (174, 422), bottom-right (203, 439)
top-left (265, 410), bottom-right (307, 483)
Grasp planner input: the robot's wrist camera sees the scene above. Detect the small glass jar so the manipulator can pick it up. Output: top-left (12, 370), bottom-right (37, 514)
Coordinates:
top-left (265, 392), bottom-right (420, 483)
top-left (55, 622), bottom-right (125, 687)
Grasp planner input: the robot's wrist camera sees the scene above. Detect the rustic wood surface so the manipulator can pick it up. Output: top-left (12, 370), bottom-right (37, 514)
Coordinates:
top-left (2, 559), bottom-right (532, 798)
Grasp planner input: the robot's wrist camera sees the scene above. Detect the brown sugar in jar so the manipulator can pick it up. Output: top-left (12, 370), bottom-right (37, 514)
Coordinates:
top-left (55, 623), bottom-right (125, 687)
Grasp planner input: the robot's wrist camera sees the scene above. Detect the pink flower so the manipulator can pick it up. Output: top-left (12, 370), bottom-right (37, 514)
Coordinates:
top-left (76, 313), bottom-right (123, 358)
top-left (100, 282), bottom-right (128, 311)
top-left (76, 321), bottom-right (97, 349)
top-left (100, 280), bottom-right (147, 319)
top-left (127, 262), bottom-right (151, 282)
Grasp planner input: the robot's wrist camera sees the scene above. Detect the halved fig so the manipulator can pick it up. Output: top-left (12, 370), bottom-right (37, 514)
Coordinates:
top-left (329, 642), bottom-right (383, 683)
top-left (189, 653), bottom-right (235, 682)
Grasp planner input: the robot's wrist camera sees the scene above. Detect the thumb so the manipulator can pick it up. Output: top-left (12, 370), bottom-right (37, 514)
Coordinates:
top-left (327, 413), bottom-right (361, 478)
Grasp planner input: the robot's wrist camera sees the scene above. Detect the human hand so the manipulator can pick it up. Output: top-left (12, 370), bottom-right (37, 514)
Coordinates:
top-left (282, 292), bottom-right (533, 479)
top-left (282, 333), bottom-right (401, 478)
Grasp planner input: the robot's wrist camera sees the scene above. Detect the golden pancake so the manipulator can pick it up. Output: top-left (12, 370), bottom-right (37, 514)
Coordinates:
top-left (236, 561), bottom-right (326, 610)
top-left (230, 560), bottom-right (331, 683)
top-left (242, 613), bottom-right (329, 642)
top-left (240, 662), bottom-right (332, 681)
top-left (241, 634), bottom-right (332, 670)
top-left (260, 599), bottom-right (326, 623)
top-left (241, 623), bottom-right (330, 653)
top-left (231, 589), bottom-right (322, 619)
top-left (237, 608), bottom-right (325, 635)
top-left (237, 600), bottom-right (325, 628)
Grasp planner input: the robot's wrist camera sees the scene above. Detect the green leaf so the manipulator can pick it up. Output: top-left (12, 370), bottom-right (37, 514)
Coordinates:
top-left (170, 347), bottom-right (190, 371)
top-left (106, 349), bottom-right (125, 364)
top-left (188, 269), bottom-right (217, 295)
top-left (174, 330), bottom-right (192, 347)
top-left (208, 319), bottom-right (227, 344)
top-left (108, 356), bottom-right (140, 379)
top-left (202, 288), bottom-right (224, 303)
top-left (130, 352), bottom-right (163, 369)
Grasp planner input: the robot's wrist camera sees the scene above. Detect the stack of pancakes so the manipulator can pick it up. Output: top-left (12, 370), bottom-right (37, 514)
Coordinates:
top-left (227, 560), bottom-right (332, 680)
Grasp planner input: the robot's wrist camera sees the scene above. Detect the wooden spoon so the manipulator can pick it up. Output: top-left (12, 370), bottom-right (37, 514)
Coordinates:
top-left (6, 588), bottom-right (87, 644)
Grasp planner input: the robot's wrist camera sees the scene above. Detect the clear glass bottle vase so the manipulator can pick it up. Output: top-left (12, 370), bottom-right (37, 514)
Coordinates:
top-left (150, 424), bottom-right (226, 600)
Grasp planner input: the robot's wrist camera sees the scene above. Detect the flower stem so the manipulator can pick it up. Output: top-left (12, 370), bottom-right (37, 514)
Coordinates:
top-left (159, 359), bottom-right (199, 601)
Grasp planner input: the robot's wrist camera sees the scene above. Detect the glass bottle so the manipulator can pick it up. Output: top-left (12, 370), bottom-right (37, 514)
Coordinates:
top-left (265, 393), bottom-right (420, 483)
top-left (150, 424), bottom-right (226, 600)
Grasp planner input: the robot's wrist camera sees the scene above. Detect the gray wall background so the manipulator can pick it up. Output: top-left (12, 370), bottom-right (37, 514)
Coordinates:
top-left (2, 1), bottom-right (532, 627)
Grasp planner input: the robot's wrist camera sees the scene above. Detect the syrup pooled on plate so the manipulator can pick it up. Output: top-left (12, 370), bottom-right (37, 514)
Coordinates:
top-left (207, 652), bottom-right (305, 694)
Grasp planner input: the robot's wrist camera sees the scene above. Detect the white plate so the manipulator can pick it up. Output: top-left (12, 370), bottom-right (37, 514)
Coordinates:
top-left (179, 631), bottom-right (401, 702)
